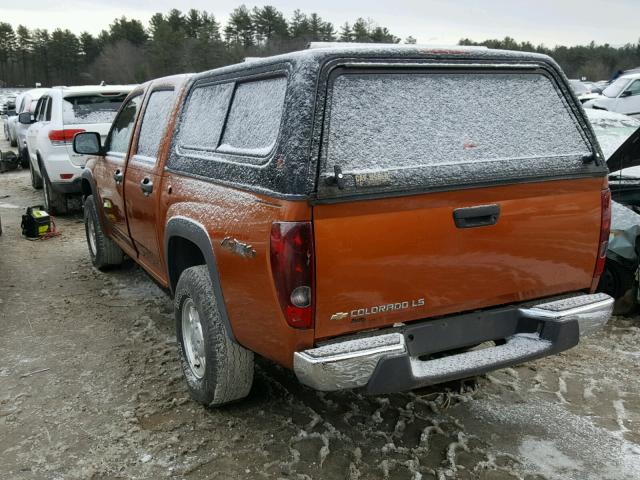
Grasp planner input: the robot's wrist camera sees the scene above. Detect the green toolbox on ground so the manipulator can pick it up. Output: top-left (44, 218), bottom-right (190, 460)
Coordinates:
top-left (21, 206), bottom-right (52, 238)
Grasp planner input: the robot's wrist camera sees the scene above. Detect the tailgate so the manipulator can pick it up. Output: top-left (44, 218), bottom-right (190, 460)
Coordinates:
top-left (312, 66), bottom-right (605, 339)
top-left (313, 178), bottom-right (603, 339)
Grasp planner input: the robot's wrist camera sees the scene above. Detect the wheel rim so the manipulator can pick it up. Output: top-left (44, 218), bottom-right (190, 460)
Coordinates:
top-left (86, 214), bottom-right (97, 257)
top-left (181, 298), bottom-right (206, 379)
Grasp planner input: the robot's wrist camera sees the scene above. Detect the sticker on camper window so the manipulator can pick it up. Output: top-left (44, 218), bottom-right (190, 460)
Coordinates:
top-left (354, 171), bottom-right (392, 188)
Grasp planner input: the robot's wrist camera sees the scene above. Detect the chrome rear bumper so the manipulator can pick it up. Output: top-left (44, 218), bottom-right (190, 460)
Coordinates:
top-left (294, 293), bottom-right (613, 393)
top-left (518, 293), bottom-right (613, 337)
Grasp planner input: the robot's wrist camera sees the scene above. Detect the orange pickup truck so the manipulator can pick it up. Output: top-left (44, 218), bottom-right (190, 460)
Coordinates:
top-left (73, 44), bottom-right (614, 406)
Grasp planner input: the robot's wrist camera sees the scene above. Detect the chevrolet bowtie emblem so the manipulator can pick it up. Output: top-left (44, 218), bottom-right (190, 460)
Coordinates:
top-left (330, 312), bottom-right (349, 321)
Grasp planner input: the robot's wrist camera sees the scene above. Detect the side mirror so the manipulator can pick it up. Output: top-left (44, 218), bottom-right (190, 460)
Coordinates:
top-left (73, 132), bottom-right (103, 155)
top-left (18, 112), bottom-right (34, 124)
top-left (591, 87), bottom-right (602, 94)
top-left (620, 90), bottom-right (633, 98)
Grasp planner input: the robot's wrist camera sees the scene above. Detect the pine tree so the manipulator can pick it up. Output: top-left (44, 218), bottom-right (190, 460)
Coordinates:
top-left (352, 18), bottom-right (371, 42)
top-left (224, 5), bottom-right (255, 48)
top-left (289, 10), bottom-right (310, 39)
top-left (252, 6), bottom-right (288, 45)
top-left (108, 17), bottom-right (147, 46)
top-left (16, 25), bottom-right (32, 84)
top-left (0, 23), bottom-right (17, 84)
top-left (339, 22), bottom-right (353, 42)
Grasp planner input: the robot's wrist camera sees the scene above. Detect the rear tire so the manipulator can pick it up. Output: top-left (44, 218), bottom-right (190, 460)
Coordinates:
top-left (42, 166), bottom-right (68, 215)
top-left (84, 195), bottom-right (124, 269)
top-left (175, 265), bottom-right (254, 406)
top-left (19, 149), bottom-right (29, 169)
top-left (29, 159), bottom-right (43, 189)
top-left (598, 260), bottom-right (632, 300)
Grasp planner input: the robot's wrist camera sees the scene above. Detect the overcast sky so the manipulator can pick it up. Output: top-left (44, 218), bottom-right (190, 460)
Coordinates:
top-left (1, 0), bottom-right (638, 47)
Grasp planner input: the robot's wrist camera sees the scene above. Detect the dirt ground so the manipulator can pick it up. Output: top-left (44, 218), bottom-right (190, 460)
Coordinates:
top-left (1, 130), bottom-right (639, 480)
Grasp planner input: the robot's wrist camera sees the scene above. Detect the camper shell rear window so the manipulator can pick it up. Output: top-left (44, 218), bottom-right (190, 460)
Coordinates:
top-left (319, 68), bottom-right (596, 198)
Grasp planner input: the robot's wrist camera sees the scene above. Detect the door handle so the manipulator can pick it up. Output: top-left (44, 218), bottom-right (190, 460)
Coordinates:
top-left (453, 204), bottom-right (500, 228)
top-left (113, 169), bottom-right (123, 184)
top-left (140, 177), bottom-right (153, 196)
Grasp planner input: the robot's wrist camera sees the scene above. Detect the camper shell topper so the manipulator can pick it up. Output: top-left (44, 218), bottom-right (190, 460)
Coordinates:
top-left (167, 44), bottom-right (606, 200)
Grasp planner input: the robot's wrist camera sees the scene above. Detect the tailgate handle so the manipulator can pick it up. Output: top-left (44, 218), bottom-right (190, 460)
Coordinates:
top-left (453, 204), bottom-right (500, 228)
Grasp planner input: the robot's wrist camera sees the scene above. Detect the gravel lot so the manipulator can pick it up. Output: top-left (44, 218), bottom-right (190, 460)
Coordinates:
top-left (1, 128), bottom-right (639, 480)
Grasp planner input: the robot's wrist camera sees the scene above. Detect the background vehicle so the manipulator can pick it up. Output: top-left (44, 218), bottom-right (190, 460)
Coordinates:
top-left (587, 109), bottom-right (640, 303)
top-left (568, 79), bottom-right (603, 103)
top-left (75, 45), bottom-right (613, 407)
top-left (14, 88), bottom-right (49, 166)
top-left (569, 79), bottom-right (590, 96)
top-left (21, 85), bottom-right (135, 214)
top-left (5, 93), bottom-right (23, 147)
top-left (0, 95), bottom-right (16, 116)
top-left (584, 73), bottom-right (640, 117)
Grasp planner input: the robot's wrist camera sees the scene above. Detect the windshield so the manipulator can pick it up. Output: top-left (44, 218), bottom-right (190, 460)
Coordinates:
top-left (63, 93), bottom-right (128, 125)
top-left (603, 77), bottom-right (629, 98)
top-left (586, 109), bottom-right (640, 160)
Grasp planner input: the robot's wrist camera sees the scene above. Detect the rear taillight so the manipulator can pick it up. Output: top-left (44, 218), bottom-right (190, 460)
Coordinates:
top-left (48, 129), bottom-right (85, 146)
top-left (270, 221), bottom-right (314, 329)
top-left (592, 189), bottom-right (611, 289)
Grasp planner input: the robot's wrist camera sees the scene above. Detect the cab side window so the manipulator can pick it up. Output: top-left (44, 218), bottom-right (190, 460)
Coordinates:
top-left (38, 97), bottom-right (52, 122)
top-left (45, 97), bottom-right (52, 121)
top-left (33, 98), bottom-right (45, 121)
top-left (135, 89), bottom-right (175, 161)
top-left (106, 95), bottom-right (142, 154)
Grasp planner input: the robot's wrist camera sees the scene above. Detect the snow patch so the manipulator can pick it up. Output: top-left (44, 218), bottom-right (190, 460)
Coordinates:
top-left (519, 437), bottom-right (583, 479)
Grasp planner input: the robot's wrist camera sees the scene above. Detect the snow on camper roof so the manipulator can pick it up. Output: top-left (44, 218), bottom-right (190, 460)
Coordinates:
top-left (306, 42), bottom-right (489, 51)
top-left (191, 43), bottom-right (560, 87)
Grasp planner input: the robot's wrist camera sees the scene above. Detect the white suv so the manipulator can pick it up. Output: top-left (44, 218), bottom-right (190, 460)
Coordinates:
top-left (584, 73), bottom-right (640, 118)
top-left (21, 85), bottom-right (135, 214)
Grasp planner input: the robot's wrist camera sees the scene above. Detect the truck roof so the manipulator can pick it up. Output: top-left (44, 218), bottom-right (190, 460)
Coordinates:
top-left (192, 43), bottom-right (559, 82)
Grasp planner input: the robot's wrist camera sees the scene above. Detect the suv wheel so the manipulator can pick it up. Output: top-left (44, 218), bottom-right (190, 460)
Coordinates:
top-left (175, 265), bottom-right (254, 406)
top-left (84, 195), bottom-right (124, 269)
top-left (29, 159), bottom-right (43, 189)
top-left (19, 148), bottom-right (29, 169)
top-left (42, 166), bottom-right (68, 215)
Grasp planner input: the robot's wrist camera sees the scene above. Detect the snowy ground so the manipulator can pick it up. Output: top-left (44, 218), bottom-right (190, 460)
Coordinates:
top-left (0, 126), bottom-right (639, 480)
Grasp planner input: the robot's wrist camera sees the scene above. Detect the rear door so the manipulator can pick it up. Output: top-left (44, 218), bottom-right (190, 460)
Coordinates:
top-left (93, 94), bottom-right (142, 248)
top-left (313, 67), bottom-right (605, 339)
top-left (124, 87), bottom-right (178, 278)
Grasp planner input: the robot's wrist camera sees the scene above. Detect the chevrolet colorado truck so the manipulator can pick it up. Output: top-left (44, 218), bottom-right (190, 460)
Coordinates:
top-left (73, 45), bottom-right (614, 406)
